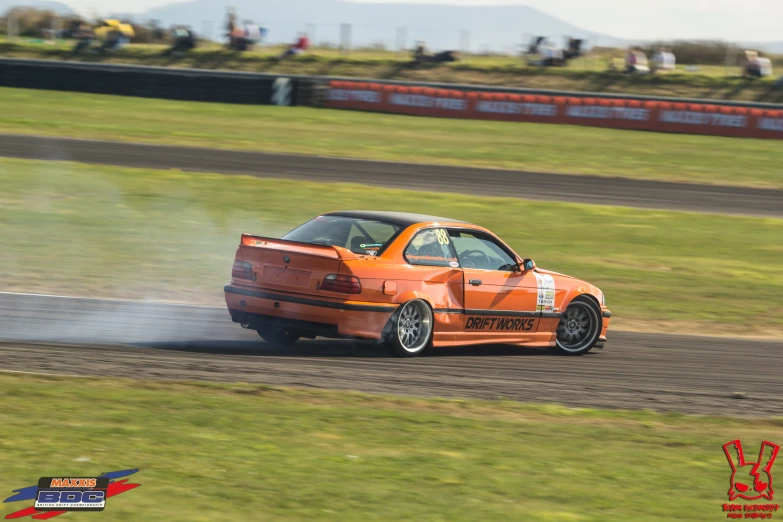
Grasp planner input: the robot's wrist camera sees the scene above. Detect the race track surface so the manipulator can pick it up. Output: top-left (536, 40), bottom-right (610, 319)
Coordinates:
top-left (2, 292), bottom-right (781, 417)
top-left (2, 134), bottom-right (781, 217)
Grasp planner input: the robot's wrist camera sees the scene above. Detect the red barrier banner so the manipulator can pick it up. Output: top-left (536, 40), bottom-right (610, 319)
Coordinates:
top-left (326, 81), bottom-right (783, 140)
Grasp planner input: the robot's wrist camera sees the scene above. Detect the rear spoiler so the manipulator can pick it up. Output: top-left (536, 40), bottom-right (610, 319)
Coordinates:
top-left (240, 234), bottom-right (361, 260)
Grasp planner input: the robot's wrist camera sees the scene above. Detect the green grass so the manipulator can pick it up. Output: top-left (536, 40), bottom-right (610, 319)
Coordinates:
top-left (1, 158), bottom-right (781, 335)
top-left (2, 88), bottom-right (783, 189)
top-left (2, 39), bottom-right (781, 102)
top-left (1, 373), bottom-right (781, 521)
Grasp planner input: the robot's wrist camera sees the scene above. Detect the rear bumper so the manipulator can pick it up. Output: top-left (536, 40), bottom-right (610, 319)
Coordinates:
top-left (230, 310), bottom-right (341, 339)
top-left (225, 285), bottom-right (398, 340)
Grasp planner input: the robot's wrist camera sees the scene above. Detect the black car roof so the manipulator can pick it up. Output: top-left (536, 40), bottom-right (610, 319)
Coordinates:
top-left (324, 211), bottom-right (471, 227)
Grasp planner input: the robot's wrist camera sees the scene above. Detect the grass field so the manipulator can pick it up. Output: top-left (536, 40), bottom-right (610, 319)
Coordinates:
top-left (2, 39), bottom-right (781, 102)
top-left (1, 158), bottom-right (781, 335)
top-left (1, 373), bottom-right (781, 521)
top-left (2, 88), bottom-right (782, 189)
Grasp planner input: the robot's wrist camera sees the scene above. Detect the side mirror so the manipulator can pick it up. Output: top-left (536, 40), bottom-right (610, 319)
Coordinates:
top-left (521, 258), bottom-right (537, 272)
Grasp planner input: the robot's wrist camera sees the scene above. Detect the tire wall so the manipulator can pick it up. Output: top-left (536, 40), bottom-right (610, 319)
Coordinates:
top-left (0, 58), bottom-right (307, 106)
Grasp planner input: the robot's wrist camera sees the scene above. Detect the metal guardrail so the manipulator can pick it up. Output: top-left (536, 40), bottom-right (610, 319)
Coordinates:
top-left (0, 57), bottom-right (780, 109)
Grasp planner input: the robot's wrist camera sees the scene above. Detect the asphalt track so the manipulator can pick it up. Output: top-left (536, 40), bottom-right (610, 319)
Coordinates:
top-left (2, 134), bottom-right (782, 217)
top-left (2, 292), bottom-right (781, 417)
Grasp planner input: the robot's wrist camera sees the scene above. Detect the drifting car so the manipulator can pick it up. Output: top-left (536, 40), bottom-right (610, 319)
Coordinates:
top-left (225, 211), bottom-right (611, 357)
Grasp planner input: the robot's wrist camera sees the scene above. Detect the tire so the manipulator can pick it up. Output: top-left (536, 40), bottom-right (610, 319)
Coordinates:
top-left (387, 300), bottom-right (434, 357)
top-left (552, 296), bottom-right (601, 356)
top-left (257, 326), bottom-right (300, 346)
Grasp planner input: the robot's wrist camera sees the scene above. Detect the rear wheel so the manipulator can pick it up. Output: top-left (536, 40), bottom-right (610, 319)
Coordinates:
top-left (257, 326), bottom-right (300, 346)
top-left (388, 300), bottom-right (433, 357)
top-left (553, 296), bottom-right (601, 356)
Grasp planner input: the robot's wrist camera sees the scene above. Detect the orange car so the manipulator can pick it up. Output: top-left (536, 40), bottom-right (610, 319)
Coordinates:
top-left (225, 211), bottom-right (611, 357)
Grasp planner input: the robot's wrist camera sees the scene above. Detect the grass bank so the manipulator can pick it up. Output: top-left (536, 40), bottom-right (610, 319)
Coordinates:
top-left (2, 39), bottom-right (781, 102)
top-left (1, 373), bottom-right (781, 521)
top-left (1, 87), bottom-right (782, 188)
top-left (1, 158), bottom-right (781, 335)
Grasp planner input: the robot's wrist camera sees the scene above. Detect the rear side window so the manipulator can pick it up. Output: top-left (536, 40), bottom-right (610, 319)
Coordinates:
top-left (282, 216), bottom-right (401, 255)
top-left (404, 228), bottom-right (458, 267)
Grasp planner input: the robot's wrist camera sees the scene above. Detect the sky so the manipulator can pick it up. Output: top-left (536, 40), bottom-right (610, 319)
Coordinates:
top-left (65, 0), bottom-right (783, 42)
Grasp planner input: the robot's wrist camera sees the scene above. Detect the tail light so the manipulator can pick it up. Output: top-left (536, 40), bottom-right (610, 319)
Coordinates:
top-left (232, 260), bottom-right (253, 280)
top-left (321, 274), bottom-right (361, 294)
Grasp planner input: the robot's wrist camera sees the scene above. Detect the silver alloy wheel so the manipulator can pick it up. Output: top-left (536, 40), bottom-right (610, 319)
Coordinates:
top-left (556, 301), bottom-right (600, 353)
top-left (396, 300), bottom-right (432, 353)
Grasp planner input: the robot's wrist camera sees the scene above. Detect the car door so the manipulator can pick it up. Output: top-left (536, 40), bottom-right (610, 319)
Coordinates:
top-left (448, 229), bottom-right (540, 341)
top-left (402, 227), bottom-right (465, 343)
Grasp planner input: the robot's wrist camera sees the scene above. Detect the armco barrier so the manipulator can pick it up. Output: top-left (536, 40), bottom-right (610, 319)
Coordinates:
top-left (326, 81), bottom-right (783, 140)
top-left (0, 58), bottom-right (308, 106)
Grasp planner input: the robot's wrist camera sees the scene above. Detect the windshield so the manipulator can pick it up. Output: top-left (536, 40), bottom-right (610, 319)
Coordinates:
top-left (281, 216), bottom-right (402, 256)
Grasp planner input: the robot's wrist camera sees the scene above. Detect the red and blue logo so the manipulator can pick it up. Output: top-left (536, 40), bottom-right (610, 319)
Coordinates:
top-left (3, 469), bottom-right (141, 520)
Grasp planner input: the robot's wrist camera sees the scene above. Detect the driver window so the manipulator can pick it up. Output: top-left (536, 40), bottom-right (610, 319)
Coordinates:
top-left (449, 230), bottom-right (517, 271)
top-left (405, 228), bottom-right (458, 267)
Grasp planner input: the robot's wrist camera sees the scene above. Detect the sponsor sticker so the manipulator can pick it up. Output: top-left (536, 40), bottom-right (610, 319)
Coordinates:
top-left (406, 255), bottom-right (458, 263)
top-left (465, 316), bottom-right (536, 332)
top-left (476, 101), bottom-right (557, 117)
top-left (388, 94), bottom-right (467, 111)
top-left (534, 273), bottom-right (556, 312)
top-left (659, 111), bottom-right (747, 128)
top-left (758, 118), bottom-right (783, 132)
top-left (566, 106), bottom-right (649, 121)
top-left (329, 89), bottom-right (381, 103)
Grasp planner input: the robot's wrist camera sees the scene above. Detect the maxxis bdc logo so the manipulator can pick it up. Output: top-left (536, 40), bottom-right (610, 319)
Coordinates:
top-left (3, 469), bottom-right (140, 519)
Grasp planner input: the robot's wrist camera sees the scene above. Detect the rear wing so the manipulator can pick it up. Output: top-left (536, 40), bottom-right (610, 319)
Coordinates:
top-left (240, 234), bottom-right (361, 261)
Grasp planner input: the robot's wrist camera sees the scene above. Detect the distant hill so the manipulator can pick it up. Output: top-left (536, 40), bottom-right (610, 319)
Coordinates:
top-left (139, 0), bottom-right (633, 51)
top-left (745, 41), bottom-right (783, 54)
top-left (0, 0), bottom-right (73, 14)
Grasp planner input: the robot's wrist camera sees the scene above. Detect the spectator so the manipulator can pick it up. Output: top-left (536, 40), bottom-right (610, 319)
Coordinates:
top-left (149, 20), bottom-right (165, 42)
top-left (742, 50), bottom-right (773, 78)
top-left (744, 50), bottom-right (762, 78)
top-left (539, 40), bottom-right (564, 66)
top-left (71, 22), bottom-right (94, 55)
top-left (651, 47), bottom-right (676, 73)
top-left (409, 42), bottom-right (458, 67)
top-left (226, 8), bottom-right (237, 39)
top-left (278, 32), bottom-right (311, 60)
top-left (412, 41), bottom-right (427, 63)
top-left (94, 19), bottom-right (134, 54)
top-left (758, 52), bottom-right (773, 77)
top-left (625, 47), bottom-right (650, 74)
top-left (244, 20), bottom-right (262, 45)
top-left (165, 26), bottom-right (197, 55)
top-left (564, 38), bottom-right (583, 60)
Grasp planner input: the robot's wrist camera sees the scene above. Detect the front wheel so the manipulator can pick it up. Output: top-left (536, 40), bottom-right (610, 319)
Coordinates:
top-left (388, 300), bottom-right (433, 357)
top-left (257, 326), bottom-right (300, 346)
top-left (552, 296), bottom-right (601, 356)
